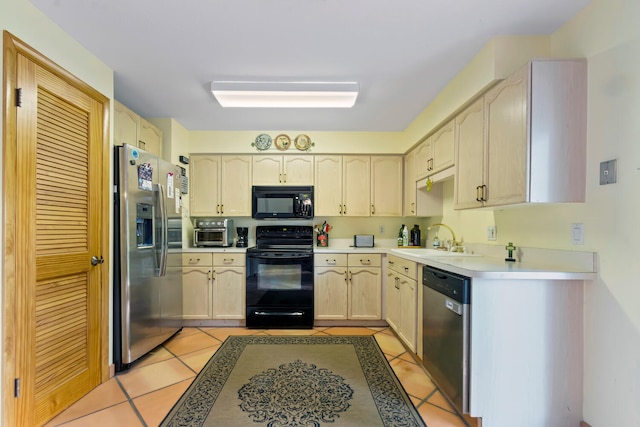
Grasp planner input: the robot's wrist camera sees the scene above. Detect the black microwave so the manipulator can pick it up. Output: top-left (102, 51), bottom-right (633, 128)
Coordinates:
top-left (252, 186), bottom-right (314, 219)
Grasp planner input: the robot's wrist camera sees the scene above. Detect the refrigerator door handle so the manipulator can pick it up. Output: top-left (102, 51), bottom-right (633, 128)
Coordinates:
top-left (155, 183), bottom-right (168, 277)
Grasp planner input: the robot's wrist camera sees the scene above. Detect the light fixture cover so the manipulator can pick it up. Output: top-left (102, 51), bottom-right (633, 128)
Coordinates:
top-left (210, 81), bottom-right (359, 108)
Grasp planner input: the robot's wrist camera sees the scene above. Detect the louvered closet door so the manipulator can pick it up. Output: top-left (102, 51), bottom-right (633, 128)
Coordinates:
top-left (15, 53), bottom-right (103, 426)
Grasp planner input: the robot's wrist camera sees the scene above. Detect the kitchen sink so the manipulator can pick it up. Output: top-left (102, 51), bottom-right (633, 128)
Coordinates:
top-left (391, 248), bottom-right (480, 258)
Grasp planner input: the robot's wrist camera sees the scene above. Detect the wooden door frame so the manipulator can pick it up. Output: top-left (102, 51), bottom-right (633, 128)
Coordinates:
top-left (2, 31), bottom-right (111, 426)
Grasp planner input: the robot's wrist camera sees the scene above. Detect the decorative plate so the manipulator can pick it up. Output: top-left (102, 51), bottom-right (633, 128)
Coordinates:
top-left (294, 134), bottom-right (312, 151)
top-left (274, 134), bottom-right (291, 151)
top-left (252, 133), bottom-right (272, 151)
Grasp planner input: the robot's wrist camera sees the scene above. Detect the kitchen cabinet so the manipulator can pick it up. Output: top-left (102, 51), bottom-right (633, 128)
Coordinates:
top-left (182, 253), bottom-right (214, 319)
top-left (190, 155), bottom-right (252, 216)
top-left (430, 119), bottom-right (455, 174)
top-left (314, 155), bottom-right (371, 216)
top-left (114, 100), bottom-right (163, 157)
top-left (252, 155), bottom-right (313, 185)
top-left (455, 59), bottom-right (587, 209)
top-left (386, 255), bottom-right (417, 351)
top-left (211, 253), bottom-right (245, 320)
top-left (314, 253), bottom-right (381, 320)
top-left (403, 150), bottom-right (416, 216)
top-left (370, 156), bottom-right (403, 216)
top-left (138, 119), bottom-right (163, 157)
top-left (413, 138), bottom-right (432, 180)
top-left (181, 252), bottom-right (245, 320)
top-left (454, 97), bottom-right (485, 209)
top-left (413, 120), bottom-right (455, 180)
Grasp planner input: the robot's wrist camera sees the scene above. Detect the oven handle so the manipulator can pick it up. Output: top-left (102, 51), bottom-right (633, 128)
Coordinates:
top-left (248, 253), bottom-right (313, 260)
top-left (254, 311), bottom-right (305, 316)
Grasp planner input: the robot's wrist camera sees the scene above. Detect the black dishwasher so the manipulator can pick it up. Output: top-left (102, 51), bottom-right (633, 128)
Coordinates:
top-left (422, 265), bottom-right (471, 414)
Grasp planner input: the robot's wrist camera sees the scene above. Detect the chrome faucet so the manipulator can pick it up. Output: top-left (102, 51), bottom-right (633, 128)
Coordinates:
top-left (426, 223), bottom-right (461, 251)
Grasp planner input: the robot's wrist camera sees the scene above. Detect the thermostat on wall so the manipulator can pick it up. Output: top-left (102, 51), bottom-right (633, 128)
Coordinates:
top-left (179, 155), bottom-right (190, 165)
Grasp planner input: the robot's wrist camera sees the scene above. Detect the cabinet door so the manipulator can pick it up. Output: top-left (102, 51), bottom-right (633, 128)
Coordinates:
top-left (314, 156), bottom-right (343, 216)
top-left (283, 156), bottom-right (314, 185)
top-left (212, 267), bottom-right (245, 319)
top-left (404, 150), bottom-right (417, 216)
top-left (398, 277), bottom-right (417, 352)
top-left (454, 97), bottom-right (485, 209)
top-left (431, 119), bottom-right (455, 174)
top-left (139, 118), bottom-right (162, 157)
top-left (371, 156), bottom-right (403, 216)
top-left (385, 271), bottom-right (400, 330)
top-left (190, 155), bottom-right (221, 216)
top-left (221, 155), bottom-right (252, 216)
top-left (484, 65), bottom-right (528, 206)
top-left (113, 101), bottom-right (139, 147)
top-left (314, 267), bottom-right (348, 320)
top-left (414, 138), bottom-right (432, 180)
top-left (252, 156), bottom-right (282, 185)
top-left (182, 267), bottom-right (212, 319)
top-left (342, 156), bottom-right (370, 217)
top-left (348, 267), bottom-right (381, 319)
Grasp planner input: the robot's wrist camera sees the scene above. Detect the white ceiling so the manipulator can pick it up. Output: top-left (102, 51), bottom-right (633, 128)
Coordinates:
top-left (29, 0), bottom-right (590, 132)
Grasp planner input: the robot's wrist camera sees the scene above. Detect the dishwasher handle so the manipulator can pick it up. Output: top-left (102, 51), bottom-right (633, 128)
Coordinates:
top-left (445, 299), bottom-right (463, 316)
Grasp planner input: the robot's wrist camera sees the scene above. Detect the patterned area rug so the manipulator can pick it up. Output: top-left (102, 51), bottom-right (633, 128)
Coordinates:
top-left (160, 335), bottom-right (426, 426)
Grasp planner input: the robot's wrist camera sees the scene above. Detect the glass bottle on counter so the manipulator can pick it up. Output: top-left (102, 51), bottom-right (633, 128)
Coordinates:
top-left (402, 225), bottom-right (409, 246)
top-left (398, 225), bottom-right (405, 247)
top-left (411, 224), bottom-right (421, 247)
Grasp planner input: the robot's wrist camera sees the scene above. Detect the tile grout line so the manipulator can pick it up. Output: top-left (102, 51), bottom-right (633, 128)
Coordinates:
top-left (114, 376), bottom-right (148, 427)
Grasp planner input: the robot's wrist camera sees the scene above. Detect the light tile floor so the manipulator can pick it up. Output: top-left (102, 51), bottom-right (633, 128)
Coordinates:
top-left (45, 327), bottom-right (473, 427)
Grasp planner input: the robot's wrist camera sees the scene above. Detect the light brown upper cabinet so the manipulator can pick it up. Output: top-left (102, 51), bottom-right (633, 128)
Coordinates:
top-left (454, 59), bottom-right (587, 209)
top-left (190, 155), bottom-right (252, 216)
top-left (314, 155), bottom-right (371, 216)
top-left (252, 155), bottom-right (314, 185)
top-left (114, 100), bottom-right (162, 157)
top-left (403, 149), bottom-right (417, 216)
top-left (371, 156), bottom-right (403, 216)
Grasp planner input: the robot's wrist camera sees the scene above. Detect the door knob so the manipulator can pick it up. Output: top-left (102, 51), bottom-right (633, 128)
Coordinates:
top-left (91, 256), bottom-right (104, 266)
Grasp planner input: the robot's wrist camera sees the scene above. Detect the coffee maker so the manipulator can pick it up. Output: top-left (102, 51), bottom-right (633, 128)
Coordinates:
top-left (236, 227), bottom-right (248, 247)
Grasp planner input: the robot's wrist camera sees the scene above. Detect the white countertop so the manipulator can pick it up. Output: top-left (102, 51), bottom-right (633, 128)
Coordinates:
top-left (180, 242), bottom-right (597, 281)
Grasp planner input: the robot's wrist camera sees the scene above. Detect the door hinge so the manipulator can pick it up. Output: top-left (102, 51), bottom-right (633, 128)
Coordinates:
top-left (14, 378), bottom-right (20, 398)
top-left (15, 88), bottom-right (22, 107)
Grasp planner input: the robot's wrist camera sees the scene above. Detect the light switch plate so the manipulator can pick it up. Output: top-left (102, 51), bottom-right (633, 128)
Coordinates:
top-left (487, 226), bottom-right (497, 241)
top-left (600, 159), bottom-right (617, 185)
top-left (572, 223), bottom-right (584, 245)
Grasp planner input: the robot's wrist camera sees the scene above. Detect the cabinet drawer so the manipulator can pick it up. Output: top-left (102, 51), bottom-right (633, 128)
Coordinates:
top-left (182, 253), bottom-right (213, 267)
top-left (347, 253), bottom-right (381, 267)
top-left (213, 253), bottom-right (245, 267)
top-left (387, 254), bottom-right (417, 280)
top-left (315, 254), bottom-right (348, 267)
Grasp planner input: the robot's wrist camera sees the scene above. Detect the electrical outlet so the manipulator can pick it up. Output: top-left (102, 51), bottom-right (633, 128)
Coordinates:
top-left (379, 225), bottom-right (385, 234)
top-left (487, 226), bottom-right (497, 241)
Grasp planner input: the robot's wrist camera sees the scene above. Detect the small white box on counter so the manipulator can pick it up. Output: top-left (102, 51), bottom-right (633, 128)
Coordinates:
top-left (354, 234), bottom-right (374, 247)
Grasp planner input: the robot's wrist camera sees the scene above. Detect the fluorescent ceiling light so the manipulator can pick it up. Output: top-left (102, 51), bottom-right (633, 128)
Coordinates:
top-left (210, 81), bottom-right (359, 108)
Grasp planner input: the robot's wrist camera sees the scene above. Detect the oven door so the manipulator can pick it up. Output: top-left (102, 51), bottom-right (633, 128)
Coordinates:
top-left (246, 250), bottom-right (314, 328)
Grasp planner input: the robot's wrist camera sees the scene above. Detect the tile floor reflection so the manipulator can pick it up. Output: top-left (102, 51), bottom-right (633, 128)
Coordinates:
top-left (44, 327), bottom-right (472, 427)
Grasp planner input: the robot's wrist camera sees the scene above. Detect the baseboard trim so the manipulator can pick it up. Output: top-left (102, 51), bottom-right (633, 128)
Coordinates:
top-left (581, 422), bottom-right (592, 427)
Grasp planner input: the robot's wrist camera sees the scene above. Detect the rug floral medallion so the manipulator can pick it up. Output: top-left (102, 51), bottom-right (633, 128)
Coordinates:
top-left (160, 335), bottom-right (426, 427)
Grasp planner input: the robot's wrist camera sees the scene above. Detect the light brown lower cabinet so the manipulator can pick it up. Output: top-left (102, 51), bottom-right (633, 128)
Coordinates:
top-left (314, 253), bottom-right (382, 320)
top-left (386, 255), bottom-right (418, 351)
top-left (181, 252), bottom-right (245, 320)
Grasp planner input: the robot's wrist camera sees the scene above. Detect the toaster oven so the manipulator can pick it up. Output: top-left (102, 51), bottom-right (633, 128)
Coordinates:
top-left (193, 218), bottom-right (234, 247)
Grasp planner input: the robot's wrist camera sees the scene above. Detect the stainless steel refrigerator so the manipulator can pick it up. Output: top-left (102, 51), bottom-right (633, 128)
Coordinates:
top-left (113, 144), bottom-right (183, 371)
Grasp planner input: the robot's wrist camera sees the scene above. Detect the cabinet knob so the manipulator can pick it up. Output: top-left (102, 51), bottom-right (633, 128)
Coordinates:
top-left (371, 205), bottom-right (375, 215)
top-left (360, 259), bottom-right (371, 265)
top-left (189, 258), bottom-right (201, 264)
top-left (326, 259), bottom-right (336, 265)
